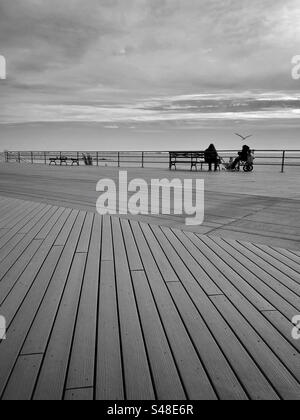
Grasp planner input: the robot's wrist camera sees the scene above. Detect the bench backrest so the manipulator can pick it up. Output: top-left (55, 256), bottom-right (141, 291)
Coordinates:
top-left (169, 152), bottom-right (205, 159)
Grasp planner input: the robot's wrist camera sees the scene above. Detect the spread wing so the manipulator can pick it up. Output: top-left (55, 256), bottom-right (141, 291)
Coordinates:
top-left (235, 133), bottom-right (252, 141)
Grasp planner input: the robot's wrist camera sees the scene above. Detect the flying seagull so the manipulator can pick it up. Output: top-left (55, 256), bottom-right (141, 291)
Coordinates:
top-left (235, 133), bottom-right (253, 141)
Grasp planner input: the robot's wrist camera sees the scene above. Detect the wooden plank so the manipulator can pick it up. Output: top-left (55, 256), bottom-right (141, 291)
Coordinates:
top-left (239, 241), bottom-right (300, 287)
top-left (2, 355), bottom-right (43, 401)
top-left (96, 260), bottom-right (124, 401)
top-left (219, 238), bottom-right (300, 310)
top-left (0, 209), bottom-right (70, 323)
top-left (167, 282), bottom-right (248, 400)
top-left (18, 204), bottom-right (55, 234)
top-left (151, 224), bottom-right (279, 400)
top-left (211, 295), bottom-right (300, 400)
top-left (76, 212), bottom-right (94, 253)
top-left (256, 243), bottom-right (300, 273)
top-left (54, 209), bottom-right (79, 246)
top-left (66, 215), bottom-right (101, 391)
top-left (0, 200), bottom-right (37, 228)
top-left (0, 205), bottom-right (58, 272)
top-left (183, 234), bottom-right (300, 382)
top-left (0, 203), bottom-right (48, 250)
top-left (130, 220), bottom-right (217, 400)
top-left (0, 228), bottom-right (9, 239)
top-left (205, 236), bottom-right (300, 317)
top-left (111, 216), bottom-right (155, 400)
top-left (140, 223), bottom-right (179, 283)
top-left (0, 196), bottom-right (12, 209)
top-left (101, 215), bottom-right (113, 261)
top-left (132, 271), bottom-right (186, 400)
top-left (21, 211), bottom-right (86, 355)
top-left (0, 239), bottom-right (43, 305)
top-left (34, 207), bottom-right (65, 240)
top-left (64, 388), bottom-right (93, 401)
top-left (0, 246), bottom-right (64, 396)
top-left (173, 229), bottom-right (274, 311)
top-left (120, 218), bottom-right (144, 271)
top-left (0, 209), bottom-right (70, 309)
top-left (0, 233), bottom-right (25, 264)
top-left (263, 310), bottom-right (300, 352)
top-left (0, 199), bottom-right (20, 219)
top-left (33, 253), bottom-right (87, 400)
top-left (271, 247), bottom-right (300, 265)
top-left (156, 226), bottom-right (222, 296)
top-left (290, 249), bottom-right (300, 257)
top-left (2, 201), bottom-right (43, 230)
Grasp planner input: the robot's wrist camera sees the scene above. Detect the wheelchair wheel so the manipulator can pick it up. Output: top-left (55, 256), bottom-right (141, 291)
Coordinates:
top-left (243, 163), bottom-right (254, 172)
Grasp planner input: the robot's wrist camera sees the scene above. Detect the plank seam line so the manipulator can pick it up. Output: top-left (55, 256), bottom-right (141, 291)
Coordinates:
top-left (30, 211), bottom-right (86, 399)
top-left (129, 220), bottom-right (189, 400)
top-left (119, 217), bottom-right (157, 400)
top-left (65, 386), bottom-right (93, 392)
top-left (176, 230), bottom-right (298, 390)
top-left (139, 221), bottom-right (220, 400)
top-left (154, 225), bottom-right (252, 400)
top-left (111, 217), bottom-right (128, 400)
top-left (62, 246), bottom-right (90, 399)
top-left (19, 353), bottom-right (44, 357)
top-left (233, 240), bottom-right (300, 296)
top-left (205, 208), bottom-right (272, 236)
top-left (208, 235), bottom-right (299, 315)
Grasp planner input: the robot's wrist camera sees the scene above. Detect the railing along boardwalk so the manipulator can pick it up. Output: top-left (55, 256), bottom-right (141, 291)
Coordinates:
top-left (4, 150), bottom-right (300, 172)
top-left (0, 196), bottom-right (299, 400)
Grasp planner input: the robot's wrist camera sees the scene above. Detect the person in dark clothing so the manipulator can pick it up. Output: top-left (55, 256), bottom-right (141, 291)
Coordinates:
top-left (204, 144), bottom-right (219, 172)
top-left (231, 145), bottom-right (251, 170)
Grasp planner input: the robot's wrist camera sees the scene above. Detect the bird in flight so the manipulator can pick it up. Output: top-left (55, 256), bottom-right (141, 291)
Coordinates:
top-left (235, 133), bottom-right (253, 141)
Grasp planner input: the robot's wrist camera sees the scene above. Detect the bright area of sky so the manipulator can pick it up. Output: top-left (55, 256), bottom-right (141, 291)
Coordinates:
top-left (0, 0), bottom-right (300, 151)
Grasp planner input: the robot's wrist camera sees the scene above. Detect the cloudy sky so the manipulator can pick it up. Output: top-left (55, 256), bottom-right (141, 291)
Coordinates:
top-left (0, 0), bottom-right (300, 150)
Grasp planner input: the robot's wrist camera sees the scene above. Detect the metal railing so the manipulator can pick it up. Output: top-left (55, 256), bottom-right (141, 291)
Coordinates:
top-left (3, 150), bottom-right (300, 172)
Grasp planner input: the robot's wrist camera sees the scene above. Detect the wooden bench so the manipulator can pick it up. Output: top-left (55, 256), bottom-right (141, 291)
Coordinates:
top-left (49, 157), bottom-right (59, 166)
top-left (169, 152), bottom-right (207, 171)
top-left (70, 158), bottom-right (80, 166)
top-left (49, 157), bottom-right (69, 166)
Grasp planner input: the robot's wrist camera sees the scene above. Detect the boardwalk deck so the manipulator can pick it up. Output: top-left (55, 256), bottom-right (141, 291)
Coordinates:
top-left (0, 195), bottom-right (299, 400)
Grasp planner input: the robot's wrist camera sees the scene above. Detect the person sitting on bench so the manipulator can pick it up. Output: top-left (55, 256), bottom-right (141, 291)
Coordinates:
top-left (230, 145), bottom-right (251, 170)
top-left (204, 144), bottom-right (219, 172)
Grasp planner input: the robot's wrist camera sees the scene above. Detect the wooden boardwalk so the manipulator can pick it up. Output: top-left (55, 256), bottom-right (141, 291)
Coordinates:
top-left (0, 163), bottom-right (300, 251)
top-left (0, 195), bottom-right (299, 400)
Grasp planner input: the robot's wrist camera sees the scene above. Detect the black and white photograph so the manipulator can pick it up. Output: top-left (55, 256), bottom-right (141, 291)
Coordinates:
top-left (0, 0), bottom-right (299, 405)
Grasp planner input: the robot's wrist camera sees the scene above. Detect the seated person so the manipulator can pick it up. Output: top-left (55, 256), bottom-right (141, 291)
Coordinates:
top-left (230, 145), bottom-right (251, 170)
top-left (204, 144), bottom-right (219, 172)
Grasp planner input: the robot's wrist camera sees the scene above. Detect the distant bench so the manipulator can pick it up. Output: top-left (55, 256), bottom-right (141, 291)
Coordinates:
top-left (169, 151), bottom-right (208, 171)
top-left (49, 157), bottom-right (80, 166)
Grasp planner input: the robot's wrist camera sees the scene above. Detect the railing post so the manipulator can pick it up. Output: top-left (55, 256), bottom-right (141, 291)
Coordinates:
top-left (4, 151), bottom-right (8, 163)
top-left (18, 152), bottom-right (21, 163)
top-left (141, 152), bottom-right (144, 168)
top-left (31, 151), bottom-right (34, 164)
top-left (118, 152), bottom-right (120, 168)
top-left (96, 152), bottom-right (99, 166)
top-left (44, 152), bottom-right (47, 165)
top-left (281, 150), bottom-right (286, 173)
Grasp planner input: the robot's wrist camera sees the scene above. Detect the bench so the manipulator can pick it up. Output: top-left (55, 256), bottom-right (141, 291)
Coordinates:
top-left (49, 156), bottom-right (69, 166)
top-left (70, 158), bottom-right (80, 166)
top-left (169, 152), bottom-right (207, 171)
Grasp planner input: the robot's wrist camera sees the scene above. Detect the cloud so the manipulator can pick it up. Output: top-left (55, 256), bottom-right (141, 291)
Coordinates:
top-left (1, 0), bottom-right (300, 125)
top-left (1, 93), bottom-right (300, 124)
